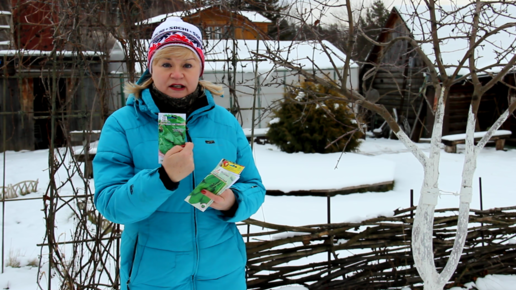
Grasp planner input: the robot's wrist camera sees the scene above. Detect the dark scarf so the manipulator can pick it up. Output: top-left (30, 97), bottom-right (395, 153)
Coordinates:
top-left (150, 83), bottom-right (204, 115)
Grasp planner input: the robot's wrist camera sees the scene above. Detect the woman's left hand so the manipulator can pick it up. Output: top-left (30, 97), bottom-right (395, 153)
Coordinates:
top-left (201, 188), bottom-right (236, 211)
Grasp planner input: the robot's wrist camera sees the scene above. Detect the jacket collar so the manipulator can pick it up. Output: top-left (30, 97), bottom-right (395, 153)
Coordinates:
top-left (126, 86), bottom-right (216, 121)
top-left (125, 69), bottom-right (217, 120)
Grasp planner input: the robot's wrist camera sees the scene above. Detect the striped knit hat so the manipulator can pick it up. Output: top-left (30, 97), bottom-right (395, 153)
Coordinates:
top-left (147, 17), bottom-right (205, 76)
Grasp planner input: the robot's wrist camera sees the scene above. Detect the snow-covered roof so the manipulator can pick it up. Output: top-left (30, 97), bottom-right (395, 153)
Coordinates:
top-left (112, 39), bottom-right (357, 74)
top-left (442, 130), bottom-right (512, 142)
top-left (204, 39), bottom-right (356, 73)
top-left (396, 3), bottom-right (516, 76)
top-left (136, 6), bottom-right (272, 26)
top-left (0, 49), bottom-right (103, 57)
top-left (237, 11), bottom-right (272, 23)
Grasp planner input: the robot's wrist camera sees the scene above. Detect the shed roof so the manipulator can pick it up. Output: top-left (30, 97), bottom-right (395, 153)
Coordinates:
top-left (136, 6), bottom-right (272, 26)
top-left (0, 49), bottom-right (102, 57)
top-left (396, 3), bottom-right (516, 76)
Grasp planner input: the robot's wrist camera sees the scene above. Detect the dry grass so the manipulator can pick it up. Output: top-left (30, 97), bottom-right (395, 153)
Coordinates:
top-left (26, 257), bottom-right (39, 267)
top-left (7, 249), bottom-right (21, 268)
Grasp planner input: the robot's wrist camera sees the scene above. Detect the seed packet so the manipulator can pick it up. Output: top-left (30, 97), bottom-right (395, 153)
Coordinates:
top-left (158, 113), bottom-right (186, 164)
top-left (185, 159), bottom-right (245, 212)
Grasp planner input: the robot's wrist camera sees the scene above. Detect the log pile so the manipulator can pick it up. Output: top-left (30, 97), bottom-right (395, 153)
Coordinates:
top-left (242, 206), bottom-right (516, 289)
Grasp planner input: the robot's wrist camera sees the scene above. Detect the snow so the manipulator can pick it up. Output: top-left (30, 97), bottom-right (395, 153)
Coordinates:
top-left (115, 39), bottom-right (357, 74)
top-left (0, 49), bottom-right (102, 57)
top-left (69, 130), bottom-right (101, 134)
top-left (242, 127), bottom-right (269, 137)
top-left (136, 7), bottom-right (272, 25)
top-left (204, 39), bottom-right (357, 73)
top-left (268, 117), bottom-right (280, 125)
top-left (238, 11), bottom-right (272, 23)
top-left (1, 137), bottom-right (516, 289)
top-left (442, 130), bottom-right (512, 141)
top-left (255, 144), bottom-right (395, 193)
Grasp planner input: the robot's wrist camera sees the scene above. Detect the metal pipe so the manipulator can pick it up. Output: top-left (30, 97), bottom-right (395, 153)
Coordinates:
top-left (257, 76), bottom-right (262, 128)
top-left (0, 111), bottom-right (101, 117)
top-left (1, 54), bottom-right (6, 274)
top-left (1, 194), bottom-right (93, 202)
top-left (410, 189), bottom-right (414, 218)
top-left (410, 189), bottom-right (414, 271)
top-left (37, 235), bottom-right (121, 247)
top-left (327, 191), bottom-right (331, 277)
top-left (47, 51), bottom-right (59, 290)
top-left (479, 177), bottom-right (485, 247)
top-left (250, 37), bottom-right (259, 149)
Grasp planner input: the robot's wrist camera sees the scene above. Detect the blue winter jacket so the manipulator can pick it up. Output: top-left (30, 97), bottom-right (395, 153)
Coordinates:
top-left (93, 84), bottom-right (265, 290)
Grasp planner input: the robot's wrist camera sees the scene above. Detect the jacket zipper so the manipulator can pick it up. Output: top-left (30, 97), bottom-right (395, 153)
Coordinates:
top-left (186, 125), bottom-right (198, 290)
top-left (187, 104), bottom-right (214, 290)
top-left (126, 235), bottom-right (139, 290)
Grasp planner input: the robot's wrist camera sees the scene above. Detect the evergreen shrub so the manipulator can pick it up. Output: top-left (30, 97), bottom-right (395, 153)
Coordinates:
top-left (267, 81), bottom-right (363, 153)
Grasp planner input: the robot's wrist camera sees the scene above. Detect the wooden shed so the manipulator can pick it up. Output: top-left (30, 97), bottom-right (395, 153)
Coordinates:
top-left (0, 0), bottom-right (114, 151)
top-left (137, 5), bottom-right (272, 40)
top-left (361, 6), bottom-right (516, 143)
top-left (0, 52), bottom-right (106, 151)
top-left (11, 0), bottom-right (57, 51)
top-left (360, 7), bottom-right (427, 141)
top-left (426, 74), bottom-right (516, 142)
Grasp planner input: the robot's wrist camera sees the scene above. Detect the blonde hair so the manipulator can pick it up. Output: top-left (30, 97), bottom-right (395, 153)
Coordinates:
top-left (125, 46), bottom-right (224, 98)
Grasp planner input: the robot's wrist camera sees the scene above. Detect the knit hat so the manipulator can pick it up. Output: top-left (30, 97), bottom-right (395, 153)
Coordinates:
top-left (147, 17), bottom-right (205, 76)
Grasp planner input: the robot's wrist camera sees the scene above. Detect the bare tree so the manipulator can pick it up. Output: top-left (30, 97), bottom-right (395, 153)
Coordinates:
top-left (257, 0), bottom-right (516, 288)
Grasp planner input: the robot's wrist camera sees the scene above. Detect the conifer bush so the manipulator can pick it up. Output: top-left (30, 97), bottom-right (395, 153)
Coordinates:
top-left (267, 81), bottom-right (363, 153)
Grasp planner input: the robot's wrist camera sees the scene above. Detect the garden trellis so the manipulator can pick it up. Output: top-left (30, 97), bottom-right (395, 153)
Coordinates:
top-left (1, 0), bottom-right (149, 288)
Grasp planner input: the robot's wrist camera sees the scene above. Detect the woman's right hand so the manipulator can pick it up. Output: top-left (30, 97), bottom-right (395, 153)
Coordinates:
top-left (162, 142), bottom-right (195, 182)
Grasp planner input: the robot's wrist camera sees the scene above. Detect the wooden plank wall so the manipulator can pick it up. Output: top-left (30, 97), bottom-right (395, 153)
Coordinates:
top-left (185, 9), bottom-right (270, 40)
top-left (362, 14), bottom-right (428, 140)
top-left (67, 77), bottom-right (103, 133)
top-left (0, 77), bottom-right (33, 151)
top-left (0, 56), bottom-right (106, 151)
top-left (372, 67), bottom-right (426, 123)
top-left (444, 75), bottom-right (513, 136)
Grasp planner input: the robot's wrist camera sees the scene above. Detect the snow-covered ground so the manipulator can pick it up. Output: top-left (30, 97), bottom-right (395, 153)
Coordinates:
top-left (0, 137), bottom-right (515, 289)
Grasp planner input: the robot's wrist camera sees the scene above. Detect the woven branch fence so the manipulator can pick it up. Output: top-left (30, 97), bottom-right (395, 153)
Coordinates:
top-left (242, 206), bottom-right (516, 289)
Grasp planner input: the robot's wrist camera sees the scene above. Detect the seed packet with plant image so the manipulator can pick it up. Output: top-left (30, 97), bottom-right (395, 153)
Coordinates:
top-left (158, 113), bottom-right (186, 164)
top-left (185, 159), bottom-right (245, 212)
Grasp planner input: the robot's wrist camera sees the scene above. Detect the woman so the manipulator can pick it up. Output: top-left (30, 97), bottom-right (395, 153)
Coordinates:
top-left (93, 17), bottom-right (265, 290)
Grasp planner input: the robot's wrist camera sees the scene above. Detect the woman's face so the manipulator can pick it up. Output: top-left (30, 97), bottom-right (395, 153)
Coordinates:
top-left (151, 52), bottom-right (201, 99)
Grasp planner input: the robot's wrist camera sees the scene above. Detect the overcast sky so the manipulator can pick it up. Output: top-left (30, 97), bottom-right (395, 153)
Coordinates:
top-left (284, 0), bottom-right (479, 26)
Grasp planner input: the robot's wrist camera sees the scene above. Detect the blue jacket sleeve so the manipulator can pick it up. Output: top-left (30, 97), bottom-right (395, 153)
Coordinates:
top-left (224, 124), bottom-right (266, 223)
top-left (93, 114), bottom-right (175, 225)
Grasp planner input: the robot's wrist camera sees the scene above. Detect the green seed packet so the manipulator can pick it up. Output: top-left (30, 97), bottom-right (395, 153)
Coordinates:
top-left (185, 159), bottom-right (245, 212)
top-left (158, 113), bottom-right (186, 164)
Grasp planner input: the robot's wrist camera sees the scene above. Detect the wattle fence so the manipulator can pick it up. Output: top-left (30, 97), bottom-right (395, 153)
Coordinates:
top-left (241, 206), bottom-right (516, 289)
